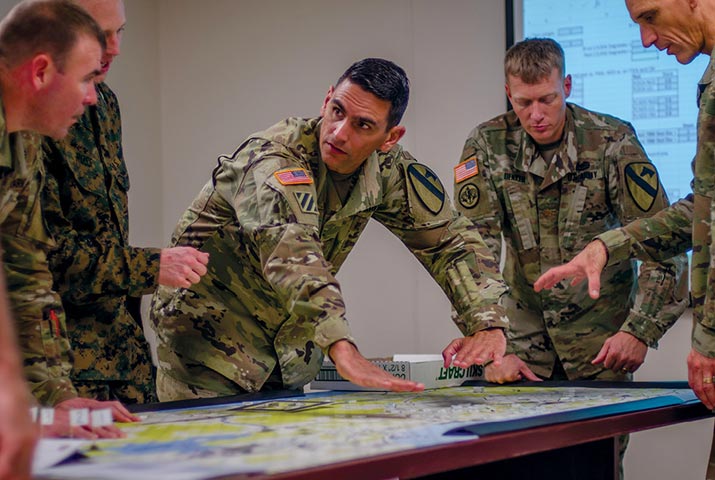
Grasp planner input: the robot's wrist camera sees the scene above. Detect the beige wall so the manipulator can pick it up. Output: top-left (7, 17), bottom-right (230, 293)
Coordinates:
top-left (1, 0), bottom-right (709, 478)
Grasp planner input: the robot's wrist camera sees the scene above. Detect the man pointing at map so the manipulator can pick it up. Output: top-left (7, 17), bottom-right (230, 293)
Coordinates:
top-left (150, 58), bottom-right (511, 399)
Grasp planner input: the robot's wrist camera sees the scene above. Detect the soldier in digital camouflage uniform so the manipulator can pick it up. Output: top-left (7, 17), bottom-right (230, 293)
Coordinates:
top-left (535, 2), bottom-right (715, 478)
top-left (151, 58), bottom-right (509, 399)
top-left (40, 0), bottom-right (208, 405)
top-left (455, 38), bottom-right (687, 385)
top-left (0, 0), bottom-right (139, 441)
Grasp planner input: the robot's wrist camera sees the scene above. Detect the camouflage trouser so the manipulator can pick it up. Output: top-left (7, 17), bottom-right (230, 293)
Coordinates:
top-left (74, 377), bottom-right (156, 405)
top-left (156, 366), bottom-right (247, 402)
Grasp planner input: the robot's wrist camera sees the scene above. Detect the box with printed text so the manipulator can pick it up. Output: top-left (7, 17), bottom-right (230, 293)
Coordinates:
top-left (310, 354), bottom-right (485, 391)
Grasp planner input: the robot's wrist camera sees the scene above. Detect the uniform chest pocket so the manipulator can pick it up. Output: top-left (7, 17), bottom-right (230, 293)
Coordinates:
top-left (503, 182), bottom-right (537, 251)
top-left (560, 186), bottom-right (588, 252)
top-left (64, 152), bottom-right (110, 197)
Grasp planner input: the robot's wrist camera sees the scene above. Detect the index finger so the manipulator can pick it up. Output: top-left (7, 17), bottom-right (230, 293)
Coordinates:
top-left (109, 402), bottom-right (140, 423)
top-left (534, 266), bottom-right (571, 292)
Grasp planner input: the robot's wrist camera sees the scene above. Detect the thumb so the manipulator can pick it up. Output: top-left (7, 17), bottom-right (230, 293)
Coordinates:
top-left (592, 342), bottom-right (609, 365)
top-left (586, 269), bottom-right (602, 299)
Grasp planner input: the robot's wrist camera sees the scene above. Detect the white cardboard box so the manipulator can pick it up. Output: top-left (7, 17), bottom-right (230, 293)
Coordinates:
top-left (310, 354), bottom-right (485, 391)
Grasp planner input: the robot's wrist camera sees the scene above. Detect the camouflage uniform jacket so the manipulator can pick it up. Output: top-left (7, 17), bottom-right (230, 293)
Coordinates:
top-left (455, 103), bottom-right (687, 379)
top-left (598, 51), bottom-right (715, 358)
top-left (0, 96), bottom-right (77, 405)
top-left (151, 117), bottom-right (509, 392)
top-left (41, 82), bottom-right (159, 383)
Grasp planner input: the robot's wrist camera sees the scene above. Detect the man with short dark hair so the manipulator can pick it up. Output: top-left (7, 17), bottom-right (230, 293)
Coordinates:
top-left (151, 57), bottom-right (509, 399)
top-left (0, 0), bottom-right (136, 443)
top-left (454, 37), bottom-right (687, 385)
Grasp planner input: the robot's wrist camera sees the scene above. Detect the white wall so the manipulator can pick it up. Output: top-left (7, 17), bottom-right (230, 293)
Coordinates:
top-left (154, 0), bottom-right (508, 355)
top-left (0, 0), bottom-right (708, 478)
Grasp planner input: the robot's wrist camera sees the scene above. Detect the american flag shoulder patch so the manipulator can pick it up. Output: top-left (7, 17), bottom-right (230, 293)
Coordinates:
top-left (274, 168), bottom-right (313, 186)
top-left (454, 158), bottom-right (478, 183)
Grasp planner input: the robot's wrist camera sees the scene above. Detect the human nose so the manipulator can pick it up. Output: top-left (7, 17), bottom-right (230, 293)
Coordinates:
top-left (105, 32), bottom-right (121, 56)
top-left (640, 25), bottom-right (657, 48)
top-left (529, 103), bottom-right (544, 122)
top-left (333, 119), bottom-right (349, 142)
top-left (84, 84), bottom-right (98, 106)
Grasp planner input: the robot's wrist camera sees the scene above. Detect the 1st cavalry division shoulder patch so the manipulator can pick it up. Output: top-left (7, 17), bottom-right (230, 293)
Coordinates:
top-left (624, 162), bottom-right (659, 212)
top-left (274, 168), bottom-right (313, 186)
top-left (407, 163), bottom-right (445, 215)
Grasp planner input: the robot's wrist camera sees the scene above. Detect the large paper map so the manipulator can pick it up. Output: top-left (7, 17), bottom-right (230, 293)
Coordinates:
top-left (36, 385), bottom-right (697, 480)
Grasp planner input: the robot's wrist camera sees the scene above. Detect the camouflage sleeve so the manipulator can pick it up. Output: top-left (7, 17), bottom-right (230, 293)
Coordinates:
top-left (692, 79), bottom-right (715, 358)
top-left (604, 124), bottom-right (688, 347)
top-left (453, 129), bottom-right (503, 260)
top-left (691, 187), bottom-right (715, 357)
top-left (244, 164), bottom-right (355, 353)
top-left (41, 154), bottom-right (161, 300)
top-left (374, 157), bottom-right (509, 336)
top-left (596, 194), bottom-right (692, 265)
top-left (1, 167), bottom-right (76, 406)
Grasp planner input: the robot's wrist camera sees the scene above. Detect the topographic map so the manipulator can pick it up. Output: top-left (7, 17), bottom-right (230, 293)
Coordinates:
top-left (35, 385), bottom-right (697, 480)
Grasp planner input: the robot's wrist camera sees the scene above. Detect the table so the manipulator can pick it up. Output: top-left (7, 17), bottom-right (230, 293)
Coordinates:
top-left (38, 381), bottom-right (712, 480)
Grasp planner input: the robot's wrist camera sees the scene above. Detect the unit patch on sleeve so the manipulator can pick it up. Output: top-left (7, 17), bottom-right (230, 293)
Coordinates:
top-left (458, 183), bottom-right (480, 209)
top-left (454, 157), bottom-right (478, 183)
top-left (294, 191), bottom-right (318, 214)
top-left (624, 162), bottom-right (659, 212)
top-left (274, 168), bottom-right (313, 186)
top-left (407, 163), bottom-right (445, 215)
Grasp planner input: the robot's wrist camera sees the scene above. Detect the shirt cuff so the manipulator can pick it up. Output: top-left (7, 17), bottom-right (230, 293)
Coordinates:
top-left (314, 315), bottom-right (355, 353)
top-left (128, 247), bottom-right (162, 296)
top-left (692, 322), bottom-right (715, 358)
top-left (620, 311), bottom-right (663, 348)
top-left (453, 305), bottom-right (509, 336)
top-left (595, 229), bottom-right (632, 266)
top-left (29, 378), bottom-right (78, 407)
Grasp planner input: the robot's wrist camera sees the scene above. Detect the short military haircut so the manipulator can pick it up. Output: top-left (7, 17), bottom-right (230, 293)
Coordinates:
top-left (504, 37), bottom-right (565, 84)
top-left (336, 57), bottom-right (410, 130)
top-left (0, 0), bottom-right (106, 71)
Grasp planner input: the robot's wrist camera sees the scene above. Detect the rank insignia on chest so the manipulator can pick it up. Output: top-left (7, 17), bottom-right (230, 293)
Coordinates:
top-left (407, 163), bottom-right (445, 214)
top-left (624, 162), bottom-right (659, 212)
top-left (274, 168), bottom-right (313, 185)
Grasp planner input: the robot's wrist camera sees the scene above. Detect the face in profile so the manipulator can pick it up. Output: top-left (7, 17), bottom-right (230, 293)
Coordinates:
top-left (76, 0), bottom-right (126, 82)
top-left (626, 0), bottom-right (704, 65)
top-left (506, 68), bottom-right (571, 145)
top-left (35, 33), bottom-right (102, 139)
top-left (319, 80), bottom-right (404, 175)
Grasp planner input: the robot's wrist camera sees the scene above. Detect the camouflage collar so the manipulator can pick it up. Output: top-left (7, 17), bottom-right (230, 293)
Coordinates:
top-left (314, 118), bottom-right (383, 217)
top-left (697, 50), bottom-right (715, 104)
top-left (514, 106), bottom-right (577, 178)
top-left (0, 94), bottom-right (15, 172)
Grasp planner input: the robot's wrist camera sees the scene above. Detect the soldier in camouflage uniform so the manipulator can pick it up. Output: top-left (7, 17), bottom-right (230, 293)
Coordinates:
top-left (455, 38), bottom-right (687, 385)
top-left (40, 0), bottom-right (209, 405)
top-left (535, 2), bottom-right (715, 478)
top-left (151, 58), bottom-right (509, 399)
top-left (0, 0), bottom-right (138, 441)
